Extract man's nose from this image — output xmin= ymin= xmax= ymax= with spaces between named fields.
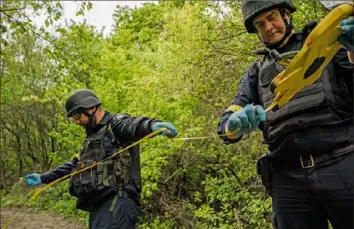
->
xmin=73 ymin=119 xmax=81 ymax=124
xmin=264 ymin=21 xmax=274 ymax=31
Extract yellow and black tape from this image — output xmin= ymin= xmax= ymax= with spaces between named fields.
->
xmin=225 ymin=104 xmax=243 ymax=113
xmin=2 ymin=128 xmax=238 ymax=229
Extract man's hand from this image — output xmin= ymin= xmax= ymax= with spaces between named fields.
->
xmin=151 ymin=122 xmax=178 ymax=138
xmin=226 ymin=104 xmax=266 ymax=138
xmin=25 ymin=173 xmax=42 ymax=186
xmin=338 ymin=18 xmax=354 ymax=52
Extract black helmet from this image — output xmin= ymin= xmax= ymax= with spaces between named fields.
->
xmin=242 ymin=0 xmax=296 ymax=33
xmin=65 ymin=89 xmax=101 ymax=117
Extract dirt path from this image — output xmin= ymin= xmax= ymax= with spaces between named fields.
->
xmin=0 ymin=208 xmax=86 ymax=229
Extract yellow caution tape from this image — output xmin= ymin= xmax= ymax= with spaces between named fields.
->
xmin=2 ymin=128 xmax=166 ymax=229
xmin=2 ymin=128 xmax=240 ymax=228
xmin=266 ymin=3 xmax=353 ymax=112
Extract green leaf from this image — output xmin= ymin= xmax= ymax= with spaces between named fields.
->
xmin=44 ymin=19 xmax=49 ymax=27
xmin=54 ymin=12 xmax=61 ymax=21
xmin=1 ymin=25 xmax=7 ymax=33
xmin=75 ymin=10 xmax=84 ymax=16
xmin=87 ymin=2 xmax=93 ymax=11
xmin=55 ymin=2 xmax=63 ymax=9
xmin=56 ymin=28 xmax=66 ymax=34
xmin=0 ymin=38 xmax=8 ymax=47
xmin=10 ymin=23 xmax=18 ymax=29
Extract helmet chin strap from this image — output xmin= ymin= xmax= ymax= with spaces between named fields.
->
xmin=261 ymin=8 xmax=294 ymax=50
xmin=82 ymin=106 xmax=99 ymax=131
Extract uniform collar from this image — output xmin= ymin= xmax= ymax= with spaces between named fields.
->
xmin=98 ymin=111 xmax=111 ymax=125
xmin=275 ymin=32 xmax=301 ymax=53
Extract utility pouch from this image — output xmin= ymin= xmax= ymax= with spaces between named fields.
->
xmin=69 ymin=160 xmax=99 ymax=198
xmin=257 ymin=155 xmax=272 ymax=187
xmin=69 ymin=159 xmax=121 ymax=198
xmin=96 ymin=160 xmax=117 ymax=188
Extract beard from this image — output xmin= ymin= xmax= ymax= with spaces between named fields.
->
xmin=84 ymin=117 xmax=97 ymax=134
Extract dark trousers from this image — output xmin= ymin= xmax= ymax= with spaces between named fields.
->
xmin=88 ymin=192 xmax=140 ymax=229
xmin=270 ymin=151 xmax=354 ymax=229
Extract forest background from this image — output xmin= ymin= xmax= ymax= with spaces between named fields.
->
xmin=0 ymin=1 xmax=327 ymax=228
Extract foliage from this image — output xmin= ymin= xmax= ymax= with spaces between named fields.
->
xmin=1 ymin=1 xmax=331 ymax=228
xmin=1 ymin=179 xmax=88 ymax=227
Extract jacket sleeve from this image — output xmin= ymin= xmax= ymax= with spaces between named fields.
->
xmin=110 ymin=113 xmax=161 ymax=142
xmin=333 ymin=47 xmax=354 ymax=76
xmin=333 ymin=47 xmax=353 ymax=101
xmin=216 ymin=63 xmax=260 ymax=144
xmin=40 ymin=158 xmax=78 ymax=184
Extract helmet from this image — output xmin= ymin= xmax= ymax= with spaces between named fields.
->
xmin=242 ymin=0 xmax=296 ymax=33
xmin=65 ymin=89 xmax=101 ymax=117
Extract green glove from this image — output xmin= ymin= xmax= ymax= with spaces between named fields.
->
xmin=226 ymin=104 xmax=266 ymax=137
xmin=151 ymin=122 xmax=178 ymax=138
xmin=25 ymin=173 xmax=42 ymax=186
xmin=338 ymin=18 xmax=354 ymax=52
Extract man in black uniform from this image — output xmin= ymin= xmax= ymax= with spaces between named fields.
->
xmin=25 ymin=88 xmax=178 ymax=229
xmin=217 ymin=1 xmax=354 ymax=228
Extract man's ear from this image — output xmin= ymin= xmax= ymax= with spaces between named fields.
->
xmin=283 ymin=9 xmax=292 ymax=23
xmin=87 ymin=107 xmax=96 ymax=114
xmin=284 ymin=8 xmax=292 ymax=16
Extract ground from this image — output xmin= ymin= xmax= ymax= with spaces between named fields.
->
xmin=0 ymin=208 xmax=86 ymax=229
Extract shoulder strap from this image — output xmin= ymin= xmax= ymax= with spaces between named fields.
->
xmin=301 ymin=21 xmax=318 ymax=38
xmin=105 ymin=117 xmax=120 ymax=146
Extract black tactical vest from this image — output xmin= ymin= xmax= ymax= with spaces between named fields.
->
xmin=69 ymin=116 xmax=141 ymax=200
xmin=256 ymin=33 xmax=353 ymax=144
